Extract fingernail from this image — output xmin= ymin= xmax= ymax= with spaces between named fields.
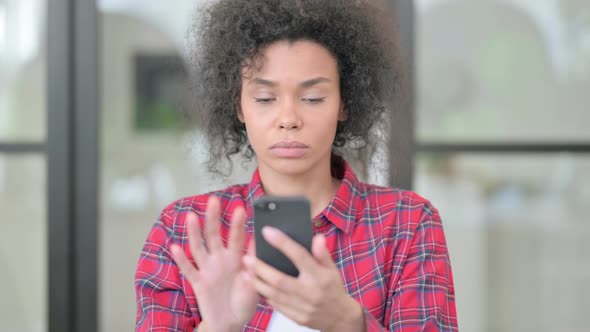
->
xmin=262 ymin=226 xmax=279 ymax=238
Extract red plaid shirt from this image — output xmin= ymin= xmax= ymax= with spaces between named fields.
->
xmin=135 ymin=158 xmax=458 ymax=331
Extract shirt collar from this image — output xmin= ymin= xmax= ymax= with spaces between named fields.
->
xmin=246 ymin=155 xmax=362 ymax=235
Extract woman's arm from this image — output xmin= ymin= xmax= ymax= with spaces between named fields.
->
xmin=364 ymin=200 xmax=458 ymax=332
xmin=135 ymin=204 xmax=198 ymax=331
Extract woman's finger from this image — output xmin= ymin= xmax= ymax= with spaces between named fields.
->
xmin=251 ymin=273 xmax=293 ymax=305
xmin=227 ymin=206 xmax=247 ymax=254
xmin=186 ymin=212 xmax=206 ymax=264
xmin=247 ymin=236 xmax=256 ymax=256
xmin=243 ymin=255 xmax=299 ymax=295
xmin=262 ymin=227 xmax=317 ymax=273
xmin=311 ymin=234 xmax=337 ymax=269
xmin=203 ymin=196 xmax=223 ymax=252
xmin=170 ymin=244 xmax=200 ymax=283
xmin=266 ymin=299 xmax=312 ymax=328
xmin=265 ymin=288 xmax=312 ymax=314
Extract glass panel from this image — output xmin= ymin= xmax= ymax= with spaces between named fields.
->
xmin=99 ymin=1 xmax=255 ymax=331
xmin=416 ymin=0 xmax=590 ymax=143
xmin=0 ymin=154 xmax=47 ymax=332
xmin=0 ymin=0 xmax=47 ymax=142
xmin=415 ymin=153 xmax=590 ymax=332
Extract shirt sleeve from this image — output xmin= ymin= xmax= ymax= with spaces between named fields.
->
xmin=364 ymin=198 xmax=459 ymax=332
xmin=135 ymin=204 xmax=199 ymax=331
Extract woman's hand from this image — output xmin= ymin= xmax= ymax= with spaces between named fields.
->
xmin=242 ymin=227 xmax=365 ymax=332
xmin=170 ymin=196 xmax=259 ymax=332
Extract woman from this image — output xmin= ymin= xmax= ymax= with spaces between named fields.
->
xmin=135 ymin=1 xmax=458 ymax=331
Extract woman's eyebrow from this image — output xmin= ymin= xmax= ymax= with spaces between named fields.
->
xmin=249 ymin=78 xmax=277 ymax=87
xmin=247 ymin=77 xmax=331 ymax=88
xmin=299 ymin=77 xmax=331 ymax=88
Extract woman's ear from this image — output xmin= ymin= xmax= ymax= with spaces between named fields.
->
xmin=237 ymin=108 xmax=245 ymax=123
xmin=338 ymin=103 xmax=348 ymax=121
xmin=236 ymin=98 xmax=245 ymax=123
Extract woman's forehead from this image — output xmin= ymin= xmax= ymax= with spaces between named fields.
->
xmin=242 ymin=40 xmax=339 ymax=81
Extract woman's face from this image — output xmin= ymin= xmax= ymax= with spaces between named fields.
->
xmin=239 ymin=40 xmax=346 ymax=176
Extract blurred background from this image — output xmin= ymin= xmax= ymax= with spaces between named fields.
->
xmin=0 ymin=0 xmax=589 ymax=331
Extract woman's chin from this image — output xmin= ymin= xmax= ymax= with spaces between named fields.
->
xmin=263 ymin=156 xmax=316 ymax=176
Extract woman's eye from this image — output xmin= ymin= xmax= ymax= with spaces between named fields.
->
xmin=303 ymin=97 xmax=326 ymax=104
xmin=255 ymin=98 xmax=275 ymax=103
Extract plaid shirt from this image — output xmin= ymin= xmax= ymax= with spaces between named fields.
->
xmin=135 ymin=158 xmax=458 ymax=331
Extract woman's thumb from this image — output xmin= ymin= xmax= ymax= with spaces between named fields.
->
xmin=312 ymin=234 xmax=335 ymax=267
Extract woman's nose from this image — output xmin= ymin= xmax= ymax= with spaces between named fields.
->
xmin=278 ymin=100 xmax=302 ymax=130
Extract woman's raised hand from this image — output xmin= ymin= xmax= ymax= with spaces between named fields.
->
xmin=170 ymin=196 xmax=259 ymax=332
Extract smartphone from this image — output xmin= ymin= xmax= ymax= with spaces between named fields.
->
xmin=253 ymin=196 xmax=313 ymax=277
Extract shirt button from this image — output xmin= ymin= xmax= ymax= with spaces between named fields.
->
xmin=313 ymin=220 xmax=323 ymax=227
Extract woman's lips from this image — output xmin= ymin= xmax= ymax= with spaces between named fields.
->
xmin=270 ymin=141 xmax=309 ymax=158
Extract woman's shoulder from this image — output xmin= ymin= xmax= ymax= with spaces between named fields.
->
xmin=156 ymin=183 xmax=250 ymax=227
xmin=357 ymin=181 xmax=441 ymax=226
xmin=359 ymin=181 xmax=436 ymax=207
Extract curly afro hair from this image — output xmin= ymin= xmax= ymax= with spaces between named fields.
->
xmin=188 ymin=0 xmax=403 ymax=175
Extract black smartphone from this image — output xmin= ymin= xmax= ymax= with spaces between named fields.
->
xmin=253 ymin=196 xmax=313 ymax=277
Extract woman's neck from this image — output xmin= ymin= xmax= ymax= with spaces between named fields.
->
xmin=257 ymin=159 xmax=341 ymax=218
